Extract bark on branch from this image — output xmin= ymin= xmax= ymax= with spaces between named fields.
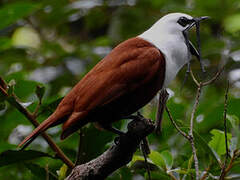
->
xmin=66 ymin=116 xmax=155 ymax=180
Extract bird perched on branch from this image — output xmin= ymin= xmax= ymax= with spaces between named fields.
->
xmin=19 ymin=13 xmax=208 ymax=149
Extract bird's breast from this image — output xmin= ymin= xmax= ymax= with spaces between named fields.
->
xmin=162 ymin=39 xmax=189 ymax=87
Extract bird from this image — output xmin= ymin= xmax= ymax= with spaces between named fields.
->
xmin=19 ymin=13 xmax=208 ymax=149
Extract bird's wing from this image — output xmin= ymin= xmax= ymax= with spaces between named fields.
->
xmin=61 ymin=37 xmax=165 ymax=138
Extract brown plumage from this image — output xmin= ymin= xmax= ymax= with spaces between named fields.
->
xmin=18 ymin=37 xmax=165 ymax=148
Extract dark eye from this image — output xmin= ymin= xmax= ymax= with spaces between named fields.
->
xmin=177 ymin=17 xmax=190 ymax=27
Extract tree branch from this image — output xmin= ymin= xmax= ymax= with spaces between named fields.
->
xmin=66 ymin=116 xmax=155 ymax=180
xmin=0 ymin=77 xmax=74 ymax=169
xmin=188 ymin=83 xmax=202 ymax=180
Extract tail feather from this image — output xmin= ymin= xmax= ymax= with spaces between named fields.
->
xmin=18 ymin=115 xmax=58 ymax=149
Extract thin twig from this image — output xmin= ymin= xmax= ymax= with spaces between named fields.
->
xmin=202 ymin=66 xmax=224 ymax=86
xmin=219 ymin=81 xmax=230 ymax=180
xmin=33 ymin=99 xmax=42 ymax=117
xmin=45 ymin=164 xmax=49 ymax=180
xmin=190 ymin=66 xmax=224 ymax=87
xmin=190 ymin=69 xmax=200 ymax=87
xmin=75 ymin=130 xmax=84 ymax=166
xmin=140 ymin=139 xmax=151 ymax=180
xmin=165 ymin=106 xmax=190 ymax=140
xmin=0 ymin=86 xmax=8 ymax=97
xmin=220 ymin=150 xmax=239 ymax=178
xmin=141 ymin=137 xmax=151 ymax=155
xmin=189 ymin=84 xmax=202 ymax=137
xmin=0 ymin=78 xmax=74 ymax=169
xmin=223 ymin=81 xmax=230 ymax=157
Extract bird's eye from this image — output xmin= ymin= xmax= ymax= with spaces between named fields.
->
xmin=177 ymin=17 xmax=190 ymax=27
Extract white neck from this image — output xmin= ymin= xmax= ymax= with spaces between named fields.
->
xmin=138 ymin=20 xmax=191 ymax=87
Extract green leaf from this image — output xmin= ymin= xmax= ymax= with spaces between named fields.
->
xmin=25 ymin=163 xmax=57 ymax=180
xmin=0 ymin=150 xmax=54 ymax=167
xmin=35 ymin=85 xmax=45 ymax=102
xmin=57 ymin=164 xmax=68 ymax=180
xmin=187 ymin=155 xmax=193 ymax=171
xmin=149 ymin=150 xmax=166 ymax=170
xmin=129 ymin=155 xmax=145 ymax=167
xmin=146 ymin=170 xmax=170 ymax=180
xmin=208 ymin=129 xmax=232 ymax=157
xmin=194 ymin=130 xmax=219 ymax=164
xmin=38 ymin=97 xmax=63 ymax=117
xmin=0 ymin=2 xmax=41 ymax=30
xmin=161 ymin=150 xmax=173 ymax=169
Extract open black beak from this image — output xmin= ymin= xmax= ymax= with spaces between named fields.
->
xmin=194 ymin=16 xmax=210 ymax=23
xmin=183 ymin=16 xmax=210 ymax=73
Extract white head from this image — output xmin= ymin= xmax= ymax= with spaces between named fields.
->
xmin=154 ymin=13 xmax=194 ymax=33
xmin=139 ymin=12 xmax=207 ymax=87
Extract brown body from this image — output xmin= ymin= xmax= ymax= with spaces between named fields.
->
xmin=19 ymin=37 xmax=165 ymax=147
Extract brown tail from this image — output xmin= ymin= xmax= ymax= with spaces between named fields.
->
xmin=18 ymin=114 xmax=59 ymax=149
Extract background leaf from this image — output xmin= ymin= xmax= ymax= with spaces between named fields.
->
xmin=149 ymin=150 xmax=166 ymax=170
xmin=0 ymin=150 xmax=54 ymax=167
xmin=208 ymin=129 xmax=232 ymax=157
xmin=161 ymin=150 xmax=173 ymax=169
xmin=57 ymin=164 xmax=68 ymax=180
xmin=0 ymin=2 xmax=41 ymax=30
xmin=24 ymin=163 xmax=57 ymax=180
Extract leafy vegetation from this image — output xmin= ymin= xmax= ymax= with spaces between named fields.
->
xmin=0 ymin=0 xmax=240 ymax=179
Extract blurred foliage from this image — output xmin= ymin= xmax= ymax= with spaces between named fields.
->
xmin=0 ymin=0 xmax=240 ymax=179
